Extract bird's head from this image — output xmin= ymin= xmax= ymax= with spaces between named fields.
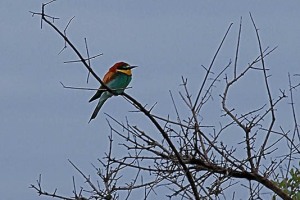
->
xmin=110 ymin=62 xmax=138 ymax=76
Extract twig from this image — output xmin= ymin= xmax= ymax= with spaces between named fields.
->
xmin=286 ymin=73 xmax=300 ymax=176
xmin=60 ymin=81 xmax=132 ymax=91
xmin=63 ymin=53 xmax=103 ymax=64
xmin=193 ymin=23 xmax=233 ymax=110
xmin=234 ymin=17 xmax=242 ymax=79
xmin=250 ymin=12 xmax=276 ymax=169
xmin=68 ymin=159 xmax=105 ymax=198
xmin=58 ymin=16 xmax=75 ymax=55
xmin=30 ymin=174 xmax=74 ymax=200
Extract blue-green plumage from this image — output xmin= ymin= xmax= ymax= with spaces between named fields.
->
xmin=89 ymin=62 xmax=136 ymax=122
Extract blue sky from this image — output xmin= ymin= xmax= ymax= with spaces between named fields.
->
xmin=1 ymin=1 xmax=300 ymax=199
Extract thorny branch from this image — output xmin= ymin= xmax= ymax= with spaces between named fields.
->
xmin=250 ymin=13 xmax=276 ymax=169
xmin=31 ymin=1 xmax=199 ymax=199
xmin=30 ymin=2 xmax=299 ymax=200
xmin=30 ymin=174 xmax=76 ymax=200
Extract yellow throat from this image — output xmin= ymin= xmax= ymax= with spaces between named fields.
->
xmin=117 ymin=69 xmax=132 ymax=76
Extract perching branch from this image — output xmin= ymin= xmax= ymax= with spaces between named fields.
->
xmin=31 ymin=1 xmax=201 ymax=199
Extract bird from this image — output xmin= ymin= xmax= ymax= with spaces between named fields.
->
xmin=88 ymin=62 xmax=137 ymax=122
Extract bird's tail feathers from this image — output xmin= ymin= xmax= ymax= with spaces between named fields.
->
xmin=88 ymin=106 xmax=101 ymax=123
xmin=88 ymin=95 xmax=110 ymax=123
xmin=89 ymin=91 xmax=103 ymax=102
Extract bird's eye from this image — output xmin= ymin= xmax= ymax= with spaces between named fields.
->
xmin=121 ymin=65 xmax=130 ymax=69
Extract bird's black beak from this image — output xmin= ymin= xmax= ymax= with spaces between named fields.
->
xmin=129 ymin=65 xmax=138 ymax=69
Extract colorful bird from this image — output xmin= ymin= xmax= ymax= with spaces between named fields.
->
xmin=89 ymin=62 xmax=137 ymax=122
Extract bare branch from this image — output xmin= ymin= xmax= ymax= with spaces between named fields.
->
xmin=250 ymin=13 xmax=276 ymax=169
xmin=193 ymin=23 xmax=233 ymax=110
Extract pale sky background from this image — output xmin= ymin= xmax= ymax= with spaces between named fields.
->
xmin=1 ymin=1 xmax=300 ymax=199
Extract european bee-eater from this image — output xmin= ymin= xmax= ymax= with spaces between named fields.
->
xmin=89 ymin=62 xmax=137 ymax=122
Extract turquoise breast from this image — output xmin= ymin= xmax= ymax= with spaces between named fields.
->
xmin=107 ymin=72 xmax=132 ymax=95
